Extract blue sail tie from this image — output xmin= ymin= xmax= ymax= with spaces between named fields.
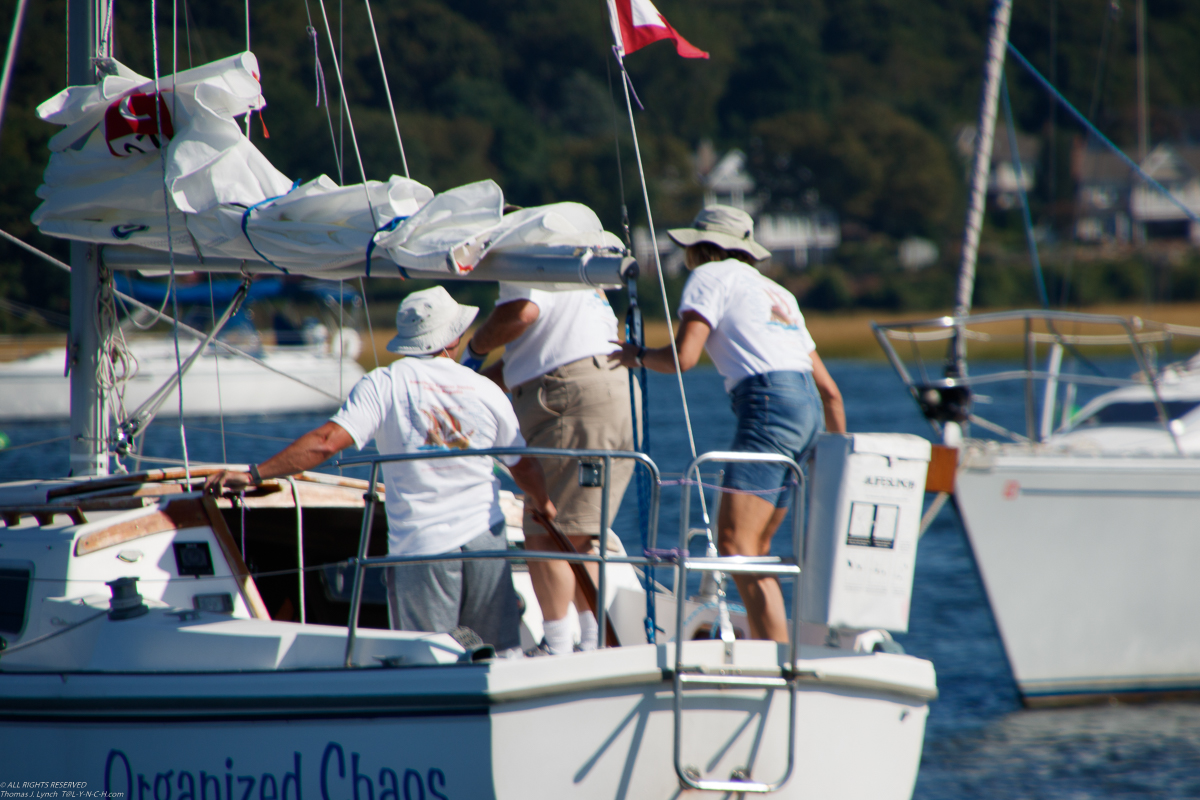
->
xmin=239 ymin=180 xmax=301 ymax=273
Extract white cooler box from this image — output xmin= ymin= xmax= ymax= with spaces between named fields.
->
xmin=801 ymin=432 xmax=931 ymax=632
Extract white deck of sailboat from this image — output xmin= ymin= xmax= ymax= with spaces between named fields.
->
xmin=0 ymin=467 xmax=936 ymax=798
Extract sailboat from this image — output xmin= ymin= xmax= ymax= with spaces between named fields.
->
xmin=0 ymin=276 xmax=367 ymax=422
xmin=0 ymin=1 xmax=938 ymax=795
xmin=874 ymin=0 xmax=1200 ymax=705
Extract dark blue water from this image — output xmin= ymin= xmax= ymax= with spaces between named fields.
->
xmin=3 ymin=361 xmax=1198 ymax=798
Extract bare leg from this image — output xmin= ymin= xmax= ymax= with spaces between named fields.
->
xmin=717 ymin=492 xmax=790 ymax=642
xmin=524 ymin=533 xmax=575 ymax=622
xmin=569 ymin=534 xmax=598 ymax=612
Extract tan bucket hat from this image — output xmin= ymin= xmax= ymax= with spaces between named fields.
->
xmin=386 ymin=286 xmax=478 ymax=355
xmin=667 ymin=204 xmax=771 ymax=261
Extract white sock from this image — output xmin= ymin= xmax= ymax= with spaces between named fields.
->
xmin=543 ymin=616 xmax=573 ymax=655
xmin=578 ymin=611 xmax=598 ymax=651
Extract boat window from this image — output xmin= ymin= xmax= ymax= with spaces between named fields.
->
xmin=0 ymin=566 xmax=32 ymax=635
xmin=1081 ymin=400 xmax=1200 ymax=425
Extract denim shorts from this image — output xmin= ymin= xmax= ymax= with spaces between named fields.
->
xmin=723 ymin=371 xmax=824 ymax=508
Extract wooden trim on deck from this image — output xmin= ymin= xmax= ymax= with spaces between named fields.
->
xmin=74 ymin=501 xmax=208 ymax=555
xmin=200 ymin=496 xmax=271 ymax=620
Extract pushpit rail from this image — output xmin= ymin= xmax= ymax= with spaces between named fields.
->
xmin=872 ymin=309 xmax=1200 ymax=450
xmin=674 ymin=451 xmax=805 ymax=795
xmin=335 ymin=447 xmax=661 ymax=668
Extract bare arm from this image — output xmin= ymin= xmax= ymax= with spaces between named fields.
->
xmin=608 ymin=311 xmax=711 ymax=373
xmin=469 ymin=299 xmax=540 ymax=354
xmin=205 ymin=421 xmax=355 ymax=493
xmin=809 ymin=351 xmax=846 ymax=433
xmin=508 ymin=456 xmax=556 ymax=521
xmin=480 ymin=359 xmax=507 ymax=392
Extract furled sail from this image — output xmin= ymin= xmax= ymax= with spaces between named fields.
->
xmin=32 ymin=52 xmax=625 ymax=278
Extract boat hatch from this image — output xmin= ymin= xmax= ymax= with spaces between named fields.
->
xmin=0 ymin=563 xmax=33 ymax=641
xmin=1077 ymin=399 xmax=1200 ymax=426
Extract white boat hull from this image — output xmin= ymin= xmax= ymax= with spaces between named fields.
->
xmin=0 ymin=469 xmax=934 ymax=797
xmin=0 ymin=343 xmax=364 ymax=421
xmin=1 ymin=641 xmax=930 ymax=799
xmin=956 ymin=447 xmax=1200 ymax=704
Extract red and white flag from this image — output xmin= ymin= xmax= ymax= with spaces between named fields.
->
xmin=607 ymin=0 xmax=709 ymax=60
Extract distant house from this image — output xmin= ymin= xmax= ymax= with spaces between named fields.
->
xmin=955 ymin=124 xmax=1041 ymax=209
xmin=698 ymin=146 xmax=758 ymax=212
xmin=755 ymin=211 xmax=840 ymax=270
xmin=689 ymin=142 xmax=840 ymax=271
xmin=1074 ymin=142 xmax=1200 ymax=244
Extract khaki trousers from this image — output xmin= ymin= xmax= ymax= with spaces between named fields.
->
xmin=512 ymin=355 xmax=635 ymax=538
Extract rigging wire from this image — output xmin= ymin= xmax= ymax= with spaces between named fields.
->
xmin=1007 ymin=43 xmax=1200 ymax=226
xmin=243 ymin=0 xmax=252 ymax=137
xmin=1001 ymin=72 xmax=1049 ymax=308
xmin=0 ymin=0 xmax=32 ymax=140
xmin=362 ymin=0 xmax=409 ymax=178
xmin=1059 ymin=0 xmax=1120 ymax=307
xmin=2 ymin=225 xmax=343 ymax=400
xmin=614 ymin=61 xmax=700 ymax=462
xmin=163 ymin=0 xmax=190 ymax=480
xmin=338 ymin=280 xmax=345 ymax=399
xmin=613 ymin=58 xmax=701 ymax=466
xmin=313 ymin=0 xmax=381 ymax=224
xmin=182 ymin=0 xmax=192 ymax=68
xmin=612 ymin=52 xmax=712 ymax=550
xmin=359 ymin=276 xmax=379 ymax=369
xmin=209 ymin=274 xmax=228 ymax=462
xmin=338 ymin=0 xmax=344 ymax=185
xmin=300 ymin=0 xmax=344 ymax=181
xmin=607 ymin=52 xmax=655 ymax=640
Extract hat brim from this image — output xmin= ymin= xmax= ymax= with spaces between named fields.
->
xmin=667 ymin=228 xmax=771 ymax=261
xmin=386 ymin=304 xmax=479 ymax=355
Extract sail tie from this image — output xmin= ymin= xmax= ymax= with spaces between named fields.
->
xmin=239 ymin=179 xmax=301 ymax=273
xmin=364 ymin=215 xmax=410 ymax=278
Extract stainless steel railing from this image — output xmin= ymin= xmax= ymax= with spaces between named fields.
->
xmin=335 ymin=447 xmax=661 ymax=667
xmin=872 ymin=308 xmax=1200 ymax=451
xmin=673 ymin=451 xmax=805 ymax=795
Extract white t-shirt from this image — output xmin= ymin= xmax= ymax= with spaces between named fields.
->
xmin=679 ymin=260 xmax=817 ymax=392
xmin=495 ymin=284 xmax=620 ymax=388
xmin=331 ymin=357 xmax=525 ymax=556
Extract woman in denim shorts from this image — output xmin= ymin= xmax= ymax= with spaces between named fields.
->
xmin=611 ymin=205 xmax=845 ymax=642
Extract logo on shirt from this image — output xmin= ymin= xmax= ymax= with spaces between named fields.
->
xmin=420 ymin=407 xmax=473 ymax=450
xmin=765 ymin=288 xmax=800 ymax=330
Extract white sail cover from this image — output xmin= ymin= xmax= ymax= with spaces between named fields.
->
xmin=32 ymin=53 xmax=623 ymax=276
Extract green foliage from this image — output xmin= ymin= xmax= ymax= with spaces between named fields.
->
xmin=4 ymin=0 xmax=1200 ymax=324
xmin=750 ymin=102 xmax=958 ymax=237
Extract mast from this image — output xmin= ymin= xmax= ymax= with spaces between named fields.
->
xmin=67 ymin=0 xmax=109 ymax=476
xmin=952 ymin=0 xmax=1014 ymax=372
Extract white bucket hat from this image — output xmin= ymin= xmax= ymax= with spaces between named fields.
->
xmin=667 ymin=204 xmax=771 ymax=261
xmin=386 ymin=286 xmax=478 ymax=355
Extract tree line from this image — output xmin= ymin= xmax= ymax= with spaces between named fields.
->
xmin=3 ymin=0 xmax=1200 ymax=331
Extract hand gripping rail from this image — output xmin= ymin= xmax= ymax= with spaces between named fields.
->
xmin=674 ymin=451 xmax=805 ymax=794
xmin=334 ymin=447 xmax=661 ymax=668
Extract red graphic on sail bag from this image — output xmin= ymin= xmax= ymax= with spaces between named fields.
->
xmin=104 ymin=93 xmax=175 ymax=157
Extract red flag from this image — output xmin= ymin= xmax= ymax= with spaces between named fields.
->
xmin=607 ymin=0 xmax=709 ymax=60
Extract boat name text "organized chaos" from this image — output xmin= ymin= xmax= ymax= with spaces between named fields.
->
xmin=103 ymin=745 xmax=451 ymax=800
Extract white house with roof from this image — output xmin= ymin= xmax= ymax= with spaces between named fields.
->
xmin=1075 ymin=142 xmax=1200 ymax=245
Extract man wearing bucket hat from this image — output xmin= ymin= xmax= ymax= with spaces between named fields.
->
xmin=206 ymin=286 xmax=555 ymax=654
xmin=459 ymin=279 xmax=634 ymax=656
xmin=611 ymin=204 xmax=845 ymax=643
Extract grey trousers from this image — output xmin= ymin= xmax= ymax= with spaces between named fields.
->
xmin=385 ymin=519 xmax=521 ymax=651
